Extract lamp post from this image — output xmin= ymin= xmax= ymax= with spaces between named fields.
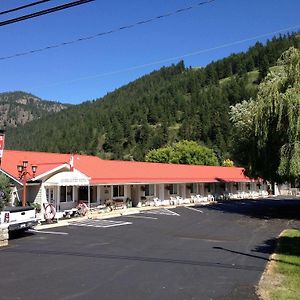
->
xmin=17 ymin=161 xmax=37 ymax=207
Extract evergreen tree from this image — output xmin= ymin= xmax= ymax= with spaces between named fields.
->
xmin=257 ymin=55 xmax=270 ymax=83
xmin=5 ymin=32 xmax=300 ymax=164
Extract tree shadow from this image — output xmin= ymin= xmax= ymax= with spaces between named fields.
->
xmin=213 ymin=235 xmax=300 ymax=267
xmin=251 ymin=238 xmax=277 ymax=254
xmin=213 ymin=246 xmax=271 ymax=261
xmin=203 ymin=198 xmax=300 ymax=221
xmin=275 ymin=235 xmax=300 ymax=257
xmin=250 ymin=235 xmax=300 ymax=257
xmin=1 ymin=247 xmax=264 ymax=272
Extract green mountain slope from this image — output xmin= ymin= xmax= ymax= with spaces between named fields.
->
xmin=5 ymin=32 xmax=300 ymax=162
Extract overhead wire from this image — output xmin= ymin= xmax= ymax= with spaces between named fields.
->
xmin=31 ymin=25 xmax=300 ymax=89
xmin=0 ymin=0 xmax=215 ymax=60
xmin=0 ymin=0 xmax=95 ymax=27
xmin=0 ymin=0 xmax=54 ymax=16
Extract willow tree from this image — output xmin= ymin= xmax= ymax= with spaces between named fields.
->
xmin=229 ymin=99 xmax=257 ymax=174
xmin=230 ymin=47 xmax=300 ymax=184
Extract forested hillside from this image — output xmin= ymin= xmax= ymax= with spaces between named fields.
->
xmin=0 ymin=91 xmax=68 ymax=128
xmin=5 ymin=32 xmax=300 ymax=162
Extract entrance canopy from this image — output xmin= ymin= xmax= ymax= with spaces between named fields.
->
xmin=44 ymin=170 xmax=90 ymax=186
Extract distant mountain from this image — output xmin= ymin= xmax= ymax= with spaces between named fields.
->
xmin=5 ymin=32 xmax=300 ymax=162
xmin=0 ymin=91 xmax=69 ymax=128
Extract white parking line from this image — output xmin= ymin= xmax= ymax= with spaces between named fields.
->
xmin=70 ymin=219 xmax=132 ymax=228
xmin=185 ymin=207 xmax=203 ymax=213
xmin=142 ymin=208 xmax=180 ymax=216
xmin=28 ymin=229 xmax=69 ymax=235
xmin=123 ymin=215 xmax=158 ymax=220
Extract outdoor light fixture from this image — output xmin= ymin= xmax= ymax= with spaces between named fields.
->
xmin=17 ymin=164 xmax=23 ymax=173
xmin=31 ymin=165 xmax=37 ymax=176
xmin=17 ymin=160 xmax=38 ymax=207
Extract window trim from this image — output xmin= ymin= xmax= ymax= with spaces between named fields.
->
xmin=60 ymin=186 xmax=73 ymax=203
xmin=169 ymin=184 xmax=178 ymax=195
xmin=145 ymin=184 xmax=155 ymax=196
xmin=112 ymin=185 xmax=125 ymax=198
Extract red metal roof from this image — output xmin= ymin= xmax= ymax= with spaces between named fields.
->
xmin=1 ymin=150 xmax=70 ymax=180
xmin=1 ymin=150 xmax=253 ymax=184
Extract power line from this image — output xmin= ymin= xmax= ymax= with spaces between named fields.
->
xmin=0 ymin=0 xmax=95 ymax=27
xmin=0 ymin=0 xmax=54 ymax=16
xmin=0 ymin=0 xmax=215 ymax=60
xmin=31 ymin=25 xmax=300 ymax=89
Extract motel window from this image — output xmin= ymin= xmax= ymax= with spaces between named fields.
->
xmin=169 ymin=184 xmax=178 ymax=195
xmin=190 ymin=183 xmax=197 ymax=194
xmin=113 ymin=185 xmax=125 ymax=198
xmin=205 ymin=184 xmax=211 ymax=193
xmin=60 ymin=186 xmax=73 ymax=202
xmin=234 ymin=183 xmax=239 ymax=190
xmin=67 ymin=186 xmax=73 ymax=201
xmin=145 ymin=184 xmax=155 ymax=196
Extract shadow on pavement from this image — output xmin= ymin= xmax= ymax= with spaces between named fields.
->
xmin=1 ymin=247 xmax=264 ymax=272
xmin=252 ymin=238 xmax=277 ymax=254
xmin=213 ymin=246 xmax=271 ymax=261
xmin=213 ymin=239 xmax=300 ymax=268
xmin=203 ymin=198 xmax=300 ymax=221
xmin=9 ymin=230 xmax=34 ymax=240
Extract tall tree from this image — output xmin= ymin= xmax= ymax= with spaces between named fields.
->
xmin=230 ymin=47 xmax=300 ymax=184
xmin=257 ymin=54 xmax=270 ymax=83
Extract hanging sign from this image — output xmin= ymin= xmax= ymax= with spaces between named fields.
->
xmin=0 ymin=131 xmax=5 ymax=158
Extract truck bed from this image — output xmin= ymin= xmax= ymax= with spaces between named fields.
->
xmin=1 ymin=206 xmax=38 ymax=231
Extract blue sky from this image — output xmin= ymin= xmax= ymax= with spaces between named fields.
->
xmin=0 ymin=0 xmax=300 ymax=104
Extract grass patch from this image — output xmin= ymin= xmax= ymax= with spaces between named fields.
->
xmin=268 ymin=229 xmax=300 ymax=300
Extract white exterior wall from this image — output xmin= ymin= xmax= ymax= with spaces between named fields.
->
xmin=19 ymin=170 xmax=271 ymax=214
xmin=180 ymin=184 xmax=187 ymax=199
xmin=158 ymin=184 xmax=164 ymax=200
xmin=96 ymin=186 xmax=100 ymax=203
xmin=124 ymin=185 xmax=130 ymax=199
xmin=27 ymin=185 xmax=41 ymax=205
xmin=100 ymin=186 xmax=111 ymax=203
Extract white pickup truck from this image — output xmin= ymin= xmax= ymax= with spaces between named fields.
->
xmin=0 ymin=206 xmax=39 ymax=231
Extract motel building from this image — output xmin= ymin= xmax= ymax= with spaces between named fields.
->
xmin=0 ymin=150 xmax=266 ymax=218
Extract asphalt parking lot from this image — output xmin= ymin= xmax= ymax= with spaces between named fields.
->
xmin=1 ymin=199 xmax=300 ymax=300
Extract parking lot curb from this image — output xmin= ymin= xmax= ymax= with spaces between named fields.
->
xmin=34 ymin=202 xmax=212 ymax=230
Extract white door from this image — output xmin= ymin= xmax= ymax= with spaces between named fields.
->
xmin=46 ymin=187 xmax=57 ymax=210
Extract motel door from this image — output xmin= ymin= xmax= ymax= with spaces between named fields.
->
xmin=46 ymin=187 xmax=57 ymax=211
xmin=131 ymin=186 xmax=139 ymax=207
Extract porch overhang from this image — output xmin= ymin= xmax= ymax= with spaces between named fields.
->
xmin=90 ymin=178 xmax=219 ymax=185
xmin=215 ymin=177 xmax=255 ymax=183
